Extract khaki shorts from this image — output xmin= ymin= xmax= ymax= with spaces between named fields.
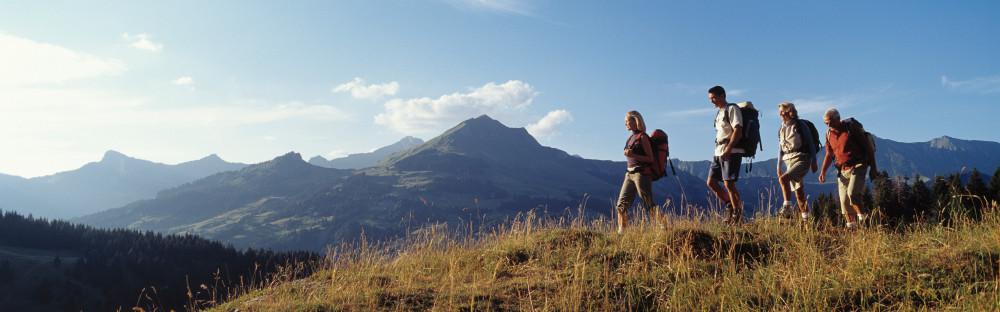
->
xmin=837 ymin=164 xmax=868 ymax=214
xmin=782 ymin=156 xmax=810 ymax=192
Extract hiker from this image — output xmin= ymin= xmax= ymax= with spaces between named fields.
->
xmin=776 ymin=102 xmax=819 ymax=222
xmin=616 ymin=110 xmax=657 ymax=233
xmin=707 ymin=86 xmax=744 ymax=224
xmin=818 ymin=108 xmax=879 ymax=229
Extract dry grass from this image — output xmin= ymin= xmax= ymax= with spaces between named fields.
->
xmin=208 ymin=203 xmax=1000 ymax=312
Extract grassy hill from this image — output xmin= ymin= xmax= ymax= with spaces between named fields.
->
xmin=210 ymin=205 xmax=1000 ymax=311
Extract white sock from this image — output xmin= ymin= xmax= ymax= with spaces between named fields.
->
xmin=801 ymin=212 xmax=809 ymax=219
xmin=857 ymin=214 xmax=867 ymax=222
xmin=846 ymin=222 xmax=855 ymax=228
xmin=783 ymin=200 xmax=792 ymax=207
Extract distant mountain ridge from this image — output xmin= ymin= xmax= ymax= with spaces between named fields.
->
xmin=79 ymin=115 xmax=708 ymax=251
xmin=77 ymin=115 xmax=1000 ymax=252
xmin=309 ymin=136 xmax=424 ymax=169
xmin=0 ymin=151 xmax=246 ymax=219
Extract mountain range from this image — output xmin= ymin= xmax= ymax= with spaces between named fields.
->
xmin=308 ymin=136 xmax=424 ymax=169
xmin=75 ymin=116 xmax=1000 ymax=252
xmin=78 ymin=116 xmax=707 ymax=251
xmin=0 ymin=151 xmax=246 ymax=219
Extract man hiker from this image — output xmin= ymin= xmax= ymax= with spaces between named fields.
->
xmin=776 ymin=102 xmax=818 ymax=222
xmin=818 ymin=108 xmax=879 ymax=229
xmin=707 ymin=86 xmax=744 ymax=224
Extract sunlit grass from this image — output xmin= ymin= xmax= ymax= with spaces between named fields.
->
xmin=208 ymin=201 xmax=1000 ymax=311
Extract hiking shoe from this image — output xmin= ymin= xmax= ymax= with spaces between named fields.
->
xmin=726 ymin=203 xmax=743 ymax=225
xmin=800 ymin=213 xmax=811 ymax=222
xmin=721 ymin=202 xmax=734 ymax=224
xmin=777 ymin=203 xmax=795 ymax=219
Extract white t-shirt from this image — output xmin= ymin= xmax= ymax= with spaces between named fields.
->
xmin=714 ymin=104 xmax=744 ymax=156
xmin=779 ymin=120 xmax=803 ymax=160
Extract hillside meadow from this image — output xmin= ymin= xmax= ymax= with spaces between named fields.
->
xmin=205 ymin=199 xmax=1000 ymax=312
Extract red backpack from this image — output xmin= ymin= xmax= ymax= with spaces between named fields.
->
xmin=649 ymin=129 xmax=675 ymax=181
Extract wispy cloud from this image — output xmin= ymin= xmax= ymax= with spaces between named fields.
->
xmin=941 ymin=75 xmax=1000 ymax=94
xmin=666 ymin=82 xmax=746 ymax=98
xmin=374 ymin=80 xmax=537 ymax=135
xmin=325 ymin=149 xmax=348 ymax=159
xmin=0 ymin=33 xmax=125 ymax=86
xmin=526 ymin=109 xmax=572 ymax=140
xmin=173 ymin=76 xmax=194 ymax=87
xmin=663 ymin=107 xmax=717 ymax=117
xmin=447 ymin=0 xmax=536 ymax=16
xmin=333 ymin=77 xmax=400 ymax=100
xmin=784 ymin=98 xmax=839 ymax=115
xmin=121 ymin=33 xmax=163 ymax=52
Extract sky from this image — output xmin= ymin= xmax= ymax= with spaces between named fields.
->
xmin=1 ymin=0 xmax=999 ymax=178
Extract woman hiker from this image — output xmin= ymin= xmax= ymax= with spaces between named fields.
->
xmin=616 ymin=110 xmax=659 ymax=233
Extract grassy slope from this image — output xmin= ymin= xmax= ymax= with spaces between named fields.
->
xmin=212 ymin=209 xmax=1000 ymax=311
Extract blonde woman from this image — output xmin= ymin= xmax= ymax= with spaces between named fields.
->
xmin=616 ymin=110 xmax=657 ymax=233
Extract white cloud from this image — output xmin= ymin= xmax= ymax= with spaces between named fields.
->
xmin=333 ymin=77 xmax=399 ymax=100
xmin=375 ymin=80 xmax=537 ymax=135
xmin=0 ymin=84 xmax=350 ymax=177
xmin=727 ymin=89 xmax=747 ymax=97
xmin=325 ymin=149 xmax=348 ymax=159
xmin=0 ymin=34 xmax=364 ymax=178
xmin=785 ymin=98 xmax=839 ymax=115
xmin=122 ymin=33 xmax=163 ymax=52
xmin=664 ymin=107 xmax=717 ymax=117
xmin=526 ymin=109 xmax=573 ymax=139
xmin=0 ymin=33 xmax=126 ymax=86
xmin=941 ymin=75 xmax=1000 ymax=94
xmin=173 ymin=76 xmax=194 ymax=86
xmin=448 ymin=0 xmax=535 ymax=16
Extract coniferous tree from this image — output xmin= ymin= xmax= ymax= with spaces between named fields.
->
xmin=932 ymin=176 xmax=951 ymax=222
xmin=911 ymin=176 xmax=932 ymax=221
xmin=965 ymin=169 xmax=988 ymax=219
xmin=948 ymin=173 xmax=964 ymax=194
xmin=967 ymin=169 xmax=988 ymax=197
xmin=989 ymin=167 xmax=1000 ymax=202
xmin=894 ymin=177 xmax=915 ymax=224
xmin=872 ymin=173 xmax=897 ymax=224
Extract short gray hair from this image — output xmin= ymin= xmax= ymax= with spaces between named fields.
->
xmin=824 ymin=108 xmax=841 ymax=120
xmin=777 ymin=102 xmax=796 ymax=112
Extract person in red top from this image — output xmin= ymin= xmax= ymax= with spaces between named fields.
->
xmin=615 ymin=110 xmax=657 ymax=234
xmin=818 ymin=108 xmax=879 ymax=229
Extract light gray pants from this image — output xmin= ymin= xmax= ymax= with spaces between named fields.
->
xmin=616 ymin=171 xmax=655 ymax=214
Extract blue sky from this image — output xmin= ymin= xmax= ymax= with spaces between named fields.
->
xmin=1 ymin=0 xmax=998 ymax=177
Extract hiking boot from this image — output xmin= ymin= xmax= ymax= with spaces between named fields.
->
xmin=721 ymin=202 xmax=734 ymax=225
xmin=724 ymin=202 xmax=742 ymax=225
xmin=777 ymin=203 xmax=795 ymax=219
xmin=799 ymin=212 xmax=811 ymax=223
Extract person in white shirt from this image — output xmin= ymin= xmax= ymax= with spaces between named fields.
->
xmin=776 ymin=102 xmax=818 ymax=222
xmin=707 ymin=86 xmax=744 ymax=225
